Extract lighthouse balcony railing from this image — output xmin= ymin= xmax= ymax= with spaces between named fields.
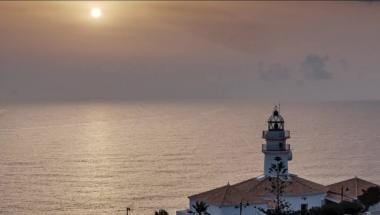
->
xmin=262 ymin=144 xmax=290 ymax=152
xmin=262 ymin=130 xmax=290 ymax=139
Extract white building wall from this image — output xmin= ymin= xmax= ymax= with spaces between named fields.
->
xmin=188 ymin=200 xmax=222 ymax=215
xmin=219 ymin=204 xmax=267 ymax=215
xmin=284 ymin=193 xmax=326 ymax=211
xmin=369 ymin=202 xmax=380 ymax=213
xmin=176 ymin=209 xmax=190 ymax=215
xmin=179 ymin=194 xmax=325 ymax=215
xmin=180 ymin=201 xmax=267 ymax=215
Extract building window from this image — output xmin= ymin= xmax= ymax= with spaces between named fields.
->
xmin=301 ymin=204 xmax=308 ymax=215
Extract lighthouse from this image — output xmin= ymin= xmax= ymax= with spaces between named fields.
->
xmin=178 ymin=105 xmax=380 ymax=215
xmin=262 ymin=106 xmax=292 ymax=176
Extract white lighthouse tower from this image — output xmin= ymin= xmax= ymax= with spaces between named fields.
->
xmin=262 ymin=106 xmax=292 ymax=176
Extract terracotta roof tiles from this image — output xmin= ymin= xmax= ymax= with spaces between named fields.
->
xmin=189 ymin=174 xmax=327 ymax=207
xmin=326 ymin=177 xmax=379 ymax=203
xmin=189 ymin=183 xmax=266 ymax=207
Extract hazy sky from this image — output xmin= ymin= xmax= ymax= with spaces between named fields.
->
xmin=1 ymin=1 xmax=379 ymax=102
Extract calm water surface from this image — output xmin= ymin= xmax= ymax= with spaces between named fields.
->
xmin=0 ymin=101 xmax=379 ymax=214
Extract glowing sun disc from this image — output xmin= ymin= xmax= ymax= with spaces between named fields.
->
xmin=91 ymin=8 xmax=102 ymax=18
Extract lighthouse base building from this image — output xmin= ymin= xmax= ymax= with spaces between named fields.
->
xmin=176 ymin=107 xmax=379 ymax=215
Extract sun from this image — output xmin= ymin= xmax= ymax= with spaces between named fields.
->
xmin=90 ymin=8 xmax=102 ymax=19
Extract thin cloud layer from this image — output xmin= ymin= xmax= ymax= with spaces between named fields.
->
xmin=302 ymin=54 xmax=332 ymax=80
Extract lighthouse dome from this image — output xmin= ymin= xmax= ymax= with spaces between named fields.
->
xmin=267 ymin=106 xmax=284 ymax=130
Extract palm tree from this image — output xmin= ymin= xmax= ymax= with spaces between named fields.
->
xmin=191 ymin=201 xmax=210 ymax=215
xmin=154 ymin=209 xmax=169 ymax=215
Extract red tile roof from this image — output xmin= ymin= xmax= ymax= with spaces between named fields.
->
xmin=326 ymin=177 xmax=379 ymax=203
xmin=189 ymin=174 xmax=327 ymax=207
xmin=189 ymin=183 xmax=266 ymax=206
xmin=234 ymin=174 xmax=327 ymax=197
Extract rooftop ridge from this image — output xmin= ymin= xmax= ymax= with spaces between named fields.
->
xmin=220 ymin=183 xmax=230 ymax=206
xmin=292 ymin=175 xmax=327 ymax=194
xmin=188 ymin=183 xmax=228 ymax=199
xmin=327 ymin=177 xmax=378 ymax=187
xmin=247 ymin=176 xmax=270 ymax=194
xmin=232 ymin=174 xmax=265 ymax=187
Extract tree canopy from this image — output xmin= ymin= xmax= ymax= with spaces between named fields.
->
xmin=191 ymin=201 xmax=210 ymax=215
xmin=154 ymin=209 xmax=169 ymax=215
xmin=358 ymin=186 xmax=380 ymax=210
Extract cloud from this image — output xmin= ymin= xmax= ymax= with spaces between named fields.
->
xmin=301 ymin=54 xmax=332 ymax=80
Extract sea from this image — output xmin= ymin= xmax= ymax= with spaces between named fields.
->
xmin=0 ymin=100 xmax=379 ymax=214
